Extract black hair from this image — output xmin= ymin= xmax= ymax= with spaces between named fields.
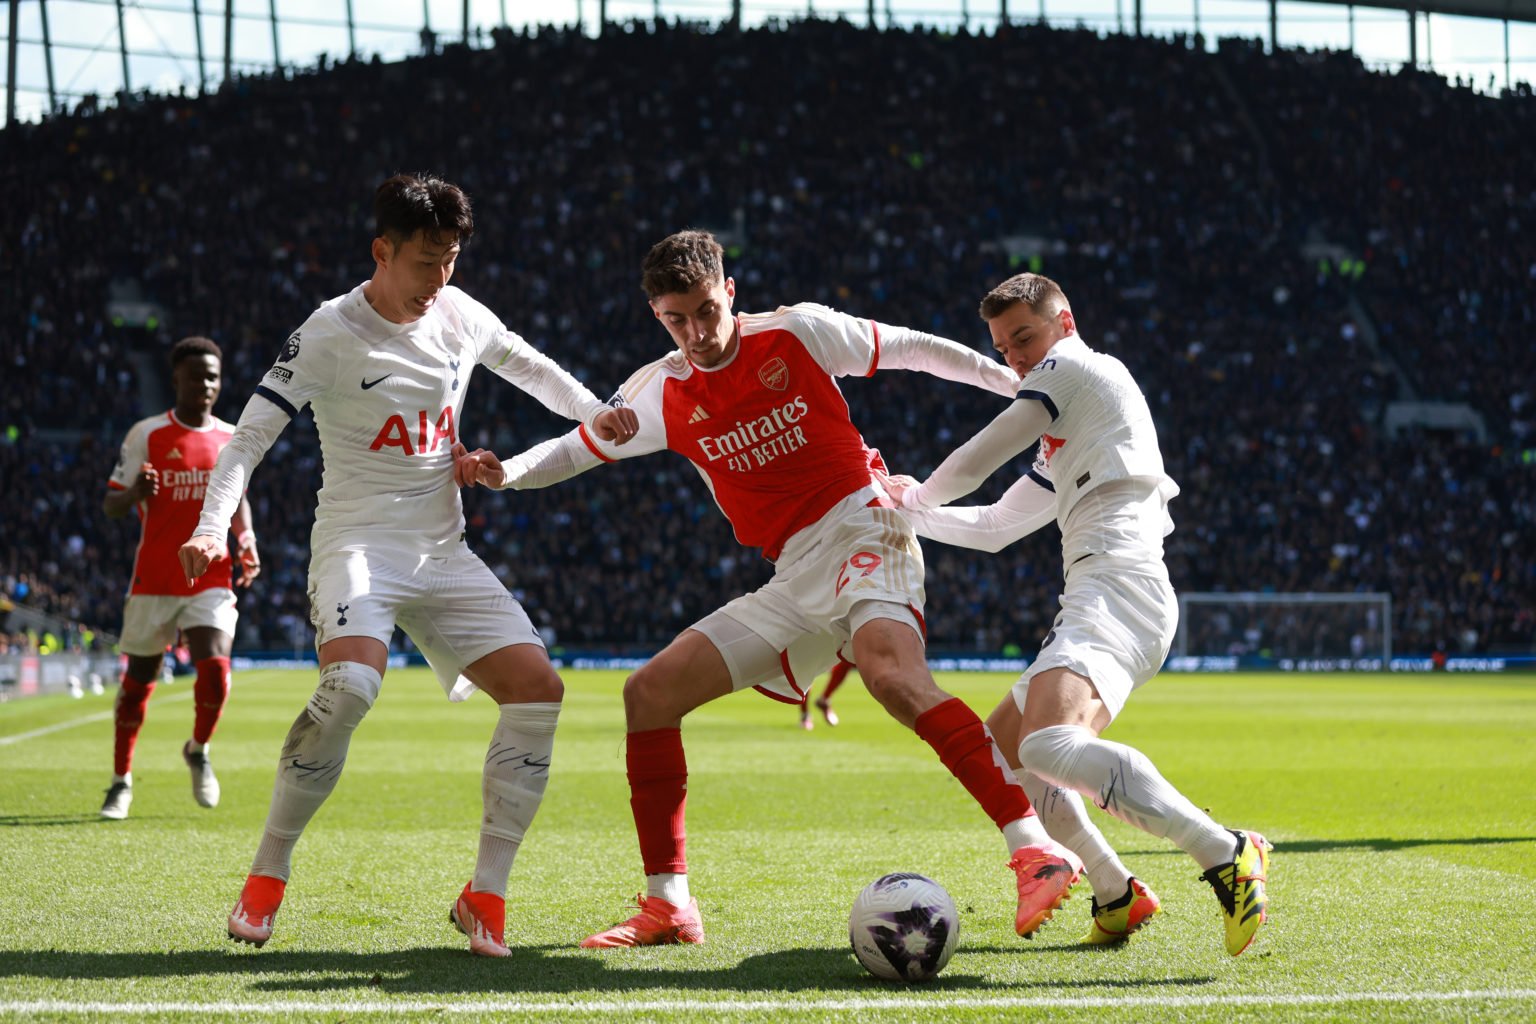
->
xmin=374 ymin=173 xmax=474 ymax=247
xmin=169 ymin=335 xmax=221 ymax=368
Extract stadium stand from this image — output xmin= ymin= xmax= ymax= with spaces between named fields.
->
xmin=2 ymin=19 xmax=1531 ymax=659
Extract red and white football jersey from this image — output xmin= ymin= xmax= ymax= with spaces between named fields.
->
xmin=109 ymin=410 xmax=237 ymax=595
xmin=579 ymin=304 xmax=887 ymax=559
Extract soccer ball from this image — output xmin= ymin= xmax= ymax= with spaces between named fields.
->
xmin=848 ymin=872 xmax=959 ymax=982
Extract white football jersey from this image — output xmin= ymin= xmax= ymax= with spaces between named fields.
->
xmin=1016 ymin=333 xmax=1178 ymax=566
xmin=195 ymin=283 xmax=608 ymax=556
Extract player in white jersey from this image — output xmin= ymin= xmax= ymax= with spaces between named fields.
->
xmin=453 ymin=230 xmax=1086 ymax=949
xmin=178 ymin=174 xmax=638 ymax=958
xmin=884 ymin=272 xmax=1271 ymax=957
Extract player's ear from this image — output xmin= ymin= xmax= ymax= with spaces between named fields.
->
xmin=1059 ymin=307 xmax=1076 ymax=335
xmin=370 ymin=236 xmax=391 ymax=269
xmin=649 ymin=300 xmax=663 ymax=321
xmin=723 ymin=277 xmax=736 ymax=307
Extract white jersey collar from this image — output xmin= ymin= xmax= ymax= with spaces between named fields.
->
xmin=167 ymin=408 xmax=219 ymax=432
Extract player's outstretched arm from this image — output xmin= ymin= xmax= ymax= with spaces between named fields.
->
xmin=452 ymin=430 xmax=609 ymax=491
xmin=508 ymin=431 xmax=608 ymax=490
xmin=181 ymin=391 xmax=290 ymax=586
xmin=901 ymin=475 xmax=1057 ymax=553
xmin=899 ymin=399 xmax=1053 ymax=511
xmin=875 ymin=324 xmax=1021 ymax=397
xmin=485 ymin=332 xmax=623 ymax=436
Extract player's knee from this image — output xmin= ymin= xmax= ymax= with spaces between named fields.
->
xmin=622 ymin=664 xmax=662 ymax=718
xmin=284 ymin=662 xmax=379 ymax=745
xmin=1017 ymin=724 xmax=1092 ymax=784
xmin=623 ymin=660 xmax=693 ymax=723
xmin=494 ymin=664 xmax=563 ymax=704
xmin=317 ymin=661 xmax=383 ymax=707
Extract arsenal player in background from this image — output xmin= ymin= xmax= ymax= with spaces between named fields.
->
xmin=100 ymin=335 xmax=259 ymax=821
xmin=454 ymin=229 xmax=1086 ymax=948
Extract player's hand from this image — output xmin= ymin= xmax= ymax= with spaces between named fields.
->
xmin=592 ymin=406 xmax=639 ymax=445
xmin=178 ymin=535 xmax=227 ymax=588
xmin=452 ymin=441 xmax=507 ymax=489
xmin=132 ymin=462 xmax=160 ymax=499
xmin=235 ymin=535 xmax=261 ymax=589
xmin=881 ymin=473 xmax=923 ymax=507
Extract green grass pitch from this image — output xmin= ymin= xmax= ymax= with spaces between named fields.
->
xmin=2 ymin=668 xmax=1534 ymax=1022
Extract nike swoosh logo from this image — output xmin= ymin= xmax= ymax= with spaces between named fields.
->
xmin=361 ymin=374 xmax=393 ymax=390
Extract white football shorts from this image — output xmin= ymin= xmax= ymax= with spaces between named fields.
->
xmin=119 ymin=588 xmax=239 ymax=656
xmin=307 ymin=541 xmax=543 ymax=702
xmin=692 ymin=488 xmax=926 ymax=704
xmin=1012 ymin=566 xmax=1177 ymax=722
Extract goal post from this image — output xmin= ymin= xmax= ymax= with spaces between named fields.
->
xmin=1173 ymin=592 xmax=1393 ymax=671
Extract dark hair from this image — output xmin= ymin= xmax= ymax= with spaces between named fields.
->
xmin=374 ymin=173 xmax=474 ymax=248
xmin=169 ymin=335 xmax=221 ymax=368
xmin=978 ymin=273 xmax=1070 ymax=321
xmin=641 ymin=230 xmax=724 ymax=298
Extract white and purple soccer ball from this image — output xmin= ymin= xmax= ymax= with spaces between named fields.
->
xmin=849 ymin=872 xmax=959 ymax=982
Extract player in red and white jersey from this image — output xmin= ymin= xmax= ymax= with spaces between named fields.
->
xmin=454 ymin=230 xmax=1085 ymax=947
xmin=99 ymin=335 xmax=259 ymax=822
xmin=177 ymin=174 xmax=639 ymax=958
xmin=886 ymin=272 xmax=1271 ymax=956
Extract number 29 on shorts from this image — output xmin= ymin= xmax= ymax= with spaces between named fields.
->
xmin=835 ymin=551 xmax=883 ymax=596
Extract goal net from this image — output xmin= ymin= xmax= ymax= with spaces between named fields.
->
xmin=1172 ymin=592 xmax=1393 ymax=671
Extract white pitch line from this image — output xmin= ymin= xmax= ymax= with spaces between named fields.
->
xmin=3 ymin=989 xmax=1535 ymax=1015
xmin=0 ymin=691 xmax=193 ymax=747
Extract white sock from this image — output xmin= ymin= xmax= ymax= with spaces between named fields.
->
xmin=646 ymin=873 xmax=690 ymax=907
xmin=249 ymin=664 xmax=377 ymax=881
xmin=1018 ymin=768 xmax=1132 ymax=899
xmin=186 ymin=740 xmax=207 ymax=755
xmin=1019 ymin=724 xmax=1237 ymax=871
xmin=112 ymin=772 xmax=132 ymax=786
xmin=471 ymin=701 xmax=560 ymax=897
xmin=1000 ymin=814 xmax=1052 ymax=853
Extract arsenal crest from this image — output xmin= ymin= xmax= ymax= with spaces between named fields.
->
xmin=758 ymin=357 xmax=789 ymax=391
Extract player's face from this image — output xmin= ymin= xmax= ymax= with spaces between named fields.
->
xmin=173 ymin=354 xmax=221 ymax=417
xmin=651 ymin=278 xmax=738 ymax=368
xmin=369 ymin=230 xmax=460 ymax=323
xmin=989 ymin=302 xmax=1075 ymax=377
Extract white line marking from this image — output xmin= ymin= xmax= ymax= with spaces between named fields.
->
xmin=0 ymin=691 xmax=193 ymax=747
xmin=3 ymin=989 xmax=1534 ymax=1015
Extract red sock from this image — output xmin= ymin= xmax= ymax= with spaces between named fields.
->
xmin=914 ymin=697 xmax=1034 ymax=829
xmin=113 ymin=674 xmax=157 ymax=776
xmin=627 ymin=728 xmax=688 ymax=876
xmin=192 ymin=656 xmax=232 ymax=744
xmin=823 ymin=660 xmax=852 ymax=699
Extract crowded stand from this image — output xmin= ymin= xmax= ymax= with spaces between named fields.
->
xmin=2 ymin=19 xmax=1531 ymax=660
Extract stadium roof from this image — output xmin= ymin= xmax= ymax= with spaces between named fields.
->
xmin=5 ymin=0 xmax=1536 ymax=128
xmin=1347 ymin=0 xmax=1536 ymax=23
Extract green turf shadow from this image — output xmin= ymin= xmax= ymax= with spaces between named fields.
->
xmin=0 ymin=947 xmax=1219 ymax=996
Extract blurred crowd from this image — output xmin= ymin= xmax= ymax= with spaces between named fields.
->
xmin=2 ymin=19 xmax=1531 ymax=658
